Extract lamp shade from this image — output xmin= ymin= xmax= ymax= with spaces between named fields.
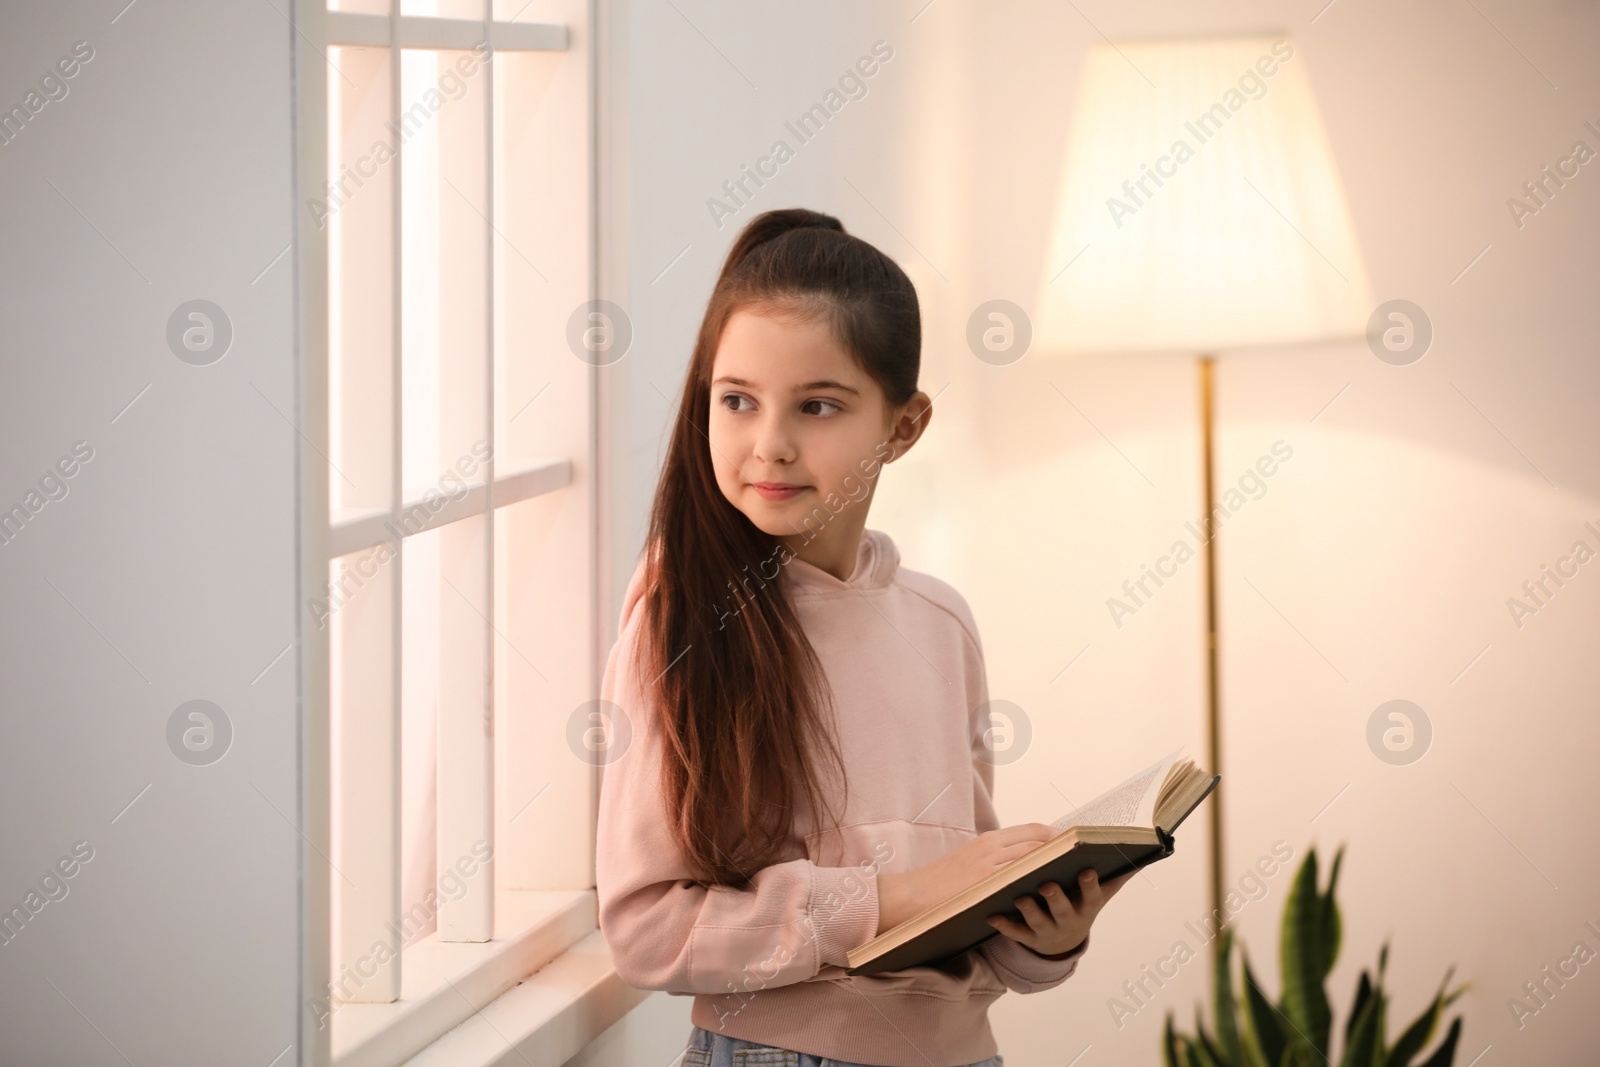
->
xmin=1035 ymin=35 xmax=1373 ymax=354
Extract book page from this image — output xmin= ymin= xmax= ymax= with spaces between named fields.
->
xmin=1153 ymin=761 xmax=1210 ymax=833
xmin=1050 ymin=747 xmax=1183 ymax=832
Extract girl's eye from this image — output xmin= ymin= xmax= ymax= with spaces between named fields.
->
xmin=718 ymin=393 xmax=839 ymax=416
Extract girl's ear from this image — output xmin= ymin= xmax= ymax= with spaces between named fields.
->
xmin=882 ymin=391 xmax=933 ymax=462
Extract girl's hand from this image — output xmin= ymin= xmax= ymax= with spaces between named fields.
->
xmin=877 ymin=824 xmax=1058 ymax=931
xmin=985 ymin=866 xmax=1135 ymax=958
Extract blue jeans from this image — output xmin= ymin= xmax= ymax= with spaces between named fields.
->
xmin=682 ymin=1026 xmax=1004 ymax=1067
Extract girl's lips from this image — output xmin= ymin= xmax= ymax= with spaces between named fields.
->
xmin=751 ymin=483 xmax=808 ymax=501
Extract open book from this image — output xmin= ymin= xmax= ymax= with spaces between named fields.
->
xmin=845 ymin=749 xmax=1219 ymax=976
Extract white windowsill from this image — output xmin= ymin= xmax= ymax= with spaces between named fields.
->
xmin=400 ymin=930 xmax=650 ymax=1067
xmin=332 ymin=888 xmax=643 ymax=1067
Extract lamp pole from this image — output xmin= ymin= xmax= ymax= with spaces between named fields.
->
xmin=1199 ymin=354 xmax=1225 ymax=940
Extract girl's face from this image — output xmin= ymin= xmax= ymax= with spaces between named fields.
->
xmin=708 ymin=307 xmax=928 ymax=551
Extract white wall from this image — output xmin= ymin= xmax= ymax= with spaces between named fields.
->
xmin=0 ymin=2 xmax=304 ymax=1063
xmin=589 ymin=0 xmax=1600 ymax=1064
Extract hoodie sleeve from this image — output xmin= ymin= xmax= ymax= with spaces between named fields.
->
xmin=960 ymin=605 xmax=1090 ymax=994
xmin=593 ymin=560 xmax=881 ymax=995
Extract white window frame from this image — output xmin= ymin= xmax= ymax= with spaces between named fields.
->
xmin=292 ymin=3 xmax=641 ymax=1064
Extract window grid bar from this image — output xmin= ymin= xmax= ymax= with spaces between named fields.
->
xmin=326 ymin=11 xmax=566 ymax=52
xmin=474 ymin=0 xmax=499 ymax=938
xmin=378 ymin=0 xmax=406 ymax=1000
xmin=329 ymin=459 xmax=572 ymax=559
xmin=432 ymin=0 xmax=497 ymax=945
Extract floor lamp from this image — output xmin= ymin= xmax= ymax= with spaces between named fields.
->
xmin=1034 ymin=34 xmax=1374 ymax=935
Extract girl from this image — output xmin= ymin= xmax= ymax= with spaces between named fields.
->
xmin=595 ymin=208 xmax=1131 ymax=1067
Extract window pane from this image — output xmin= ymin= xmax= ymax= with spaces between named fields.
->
xmin=401 ymin=0 xmax=486 ymax=22
xmin=494 ymin=492 xmax=592 ymax=889
xmin=401 ymin=48 xmax=490 ymax=501
xmin=436 ymin=511 xmax=493 ymax=938
xmin=329 ymin=547 xmax=401 ymax=1004
xmin=492 ymin=49 xmax=590 ymax=474
xmin=328 ymin=45 xmax=396 ymax=517
xmin=492 ymin=0 xmax=559 ymax=21
xmin=400 ymin=527 xmax=441 ymax=944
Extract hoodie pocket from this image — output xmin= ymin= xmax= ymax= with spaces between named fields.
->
xmin=829 ymin=944 xmax=1008 ymax=1001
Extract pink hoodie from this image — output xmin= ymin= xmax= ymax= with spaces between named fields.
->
xmin=594 ymin=528 xmax=1089 ymax=1066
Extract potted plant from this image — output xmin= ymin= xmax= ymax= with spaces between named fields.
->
xmin=1163 ymin=844 xmax=1468 ymax=1067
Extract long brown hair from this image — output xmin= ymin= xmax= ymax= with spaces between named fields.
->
xmin=639 ymin=207 xmax=922 ymax=886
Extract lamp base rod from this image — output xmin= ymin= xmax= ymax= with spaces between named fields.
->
xmin=1199 ymin=354 xmax=1225 ymax=939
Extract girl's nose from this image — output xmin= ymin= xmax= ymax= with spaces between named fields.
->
xmin=752 ymin=416 xmax=796 ymax=464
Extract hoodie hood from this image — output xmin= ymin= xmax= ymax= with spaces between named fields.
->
xmin=614 ymin=529 xmax=901 ymax=637
xmin=616 ymin=539 xmax=659 ymax=638
xmin=780 ymin=528 xmax=899 ymax=596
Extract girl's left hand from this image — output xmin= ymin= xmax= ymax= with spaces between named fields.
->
xmin=985 ymin=866 xmax=1135 ymax=958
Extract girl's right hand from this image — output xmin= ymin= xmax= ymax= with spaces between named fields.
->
xmin=876 ymin=823 xmax=1057 ymax=932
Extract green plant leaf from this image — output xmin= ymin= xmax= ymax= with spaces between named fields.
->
xmin=1321 ymin=844 xmax=1345 ymax=977
xmin=1372 ymin=938 xmax=1391 ymax=1064
xmin=1242 ymin=950 xmax=1287 ymax=1067
xmin=1383 ymin=997 xmax=1440 ymax=1067
xmin=1346 ymin=970 xmax=1372 ymax=1047
xmin=1382 ymin=967 xmax=1461 ymax=1067
xmin=1165 ymin=1011 xmax=1184 ymax=1067
xmin=1281 ymin=848 xmax=1332 ymax=1060
xmin=1194 ymin=1006 xmax=1228 ymax=1067
xmin=1336 ymin=976 xmax=1382 ymax=1067
xmin=1280 ymin=1045 xmax=1323 ymax=1067
xmin=1241 ymin=1027 xmax=1271 ymax=1067
xmin=1439 ymin=984 xmax=1468 ymax=1014
xmin=1413 ymin=1017 xmax=1462 ymax=1067
xmin=1166 ymin=842 xmax=1466 ymax=1067
xmin=1236 ymin=971 xmax=1271 ymax=1067
xmin=1374 ymin=987 xmax=1390 ymax=1067
xmin=1216 ymin=928 xmax=1248 ymax=1067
